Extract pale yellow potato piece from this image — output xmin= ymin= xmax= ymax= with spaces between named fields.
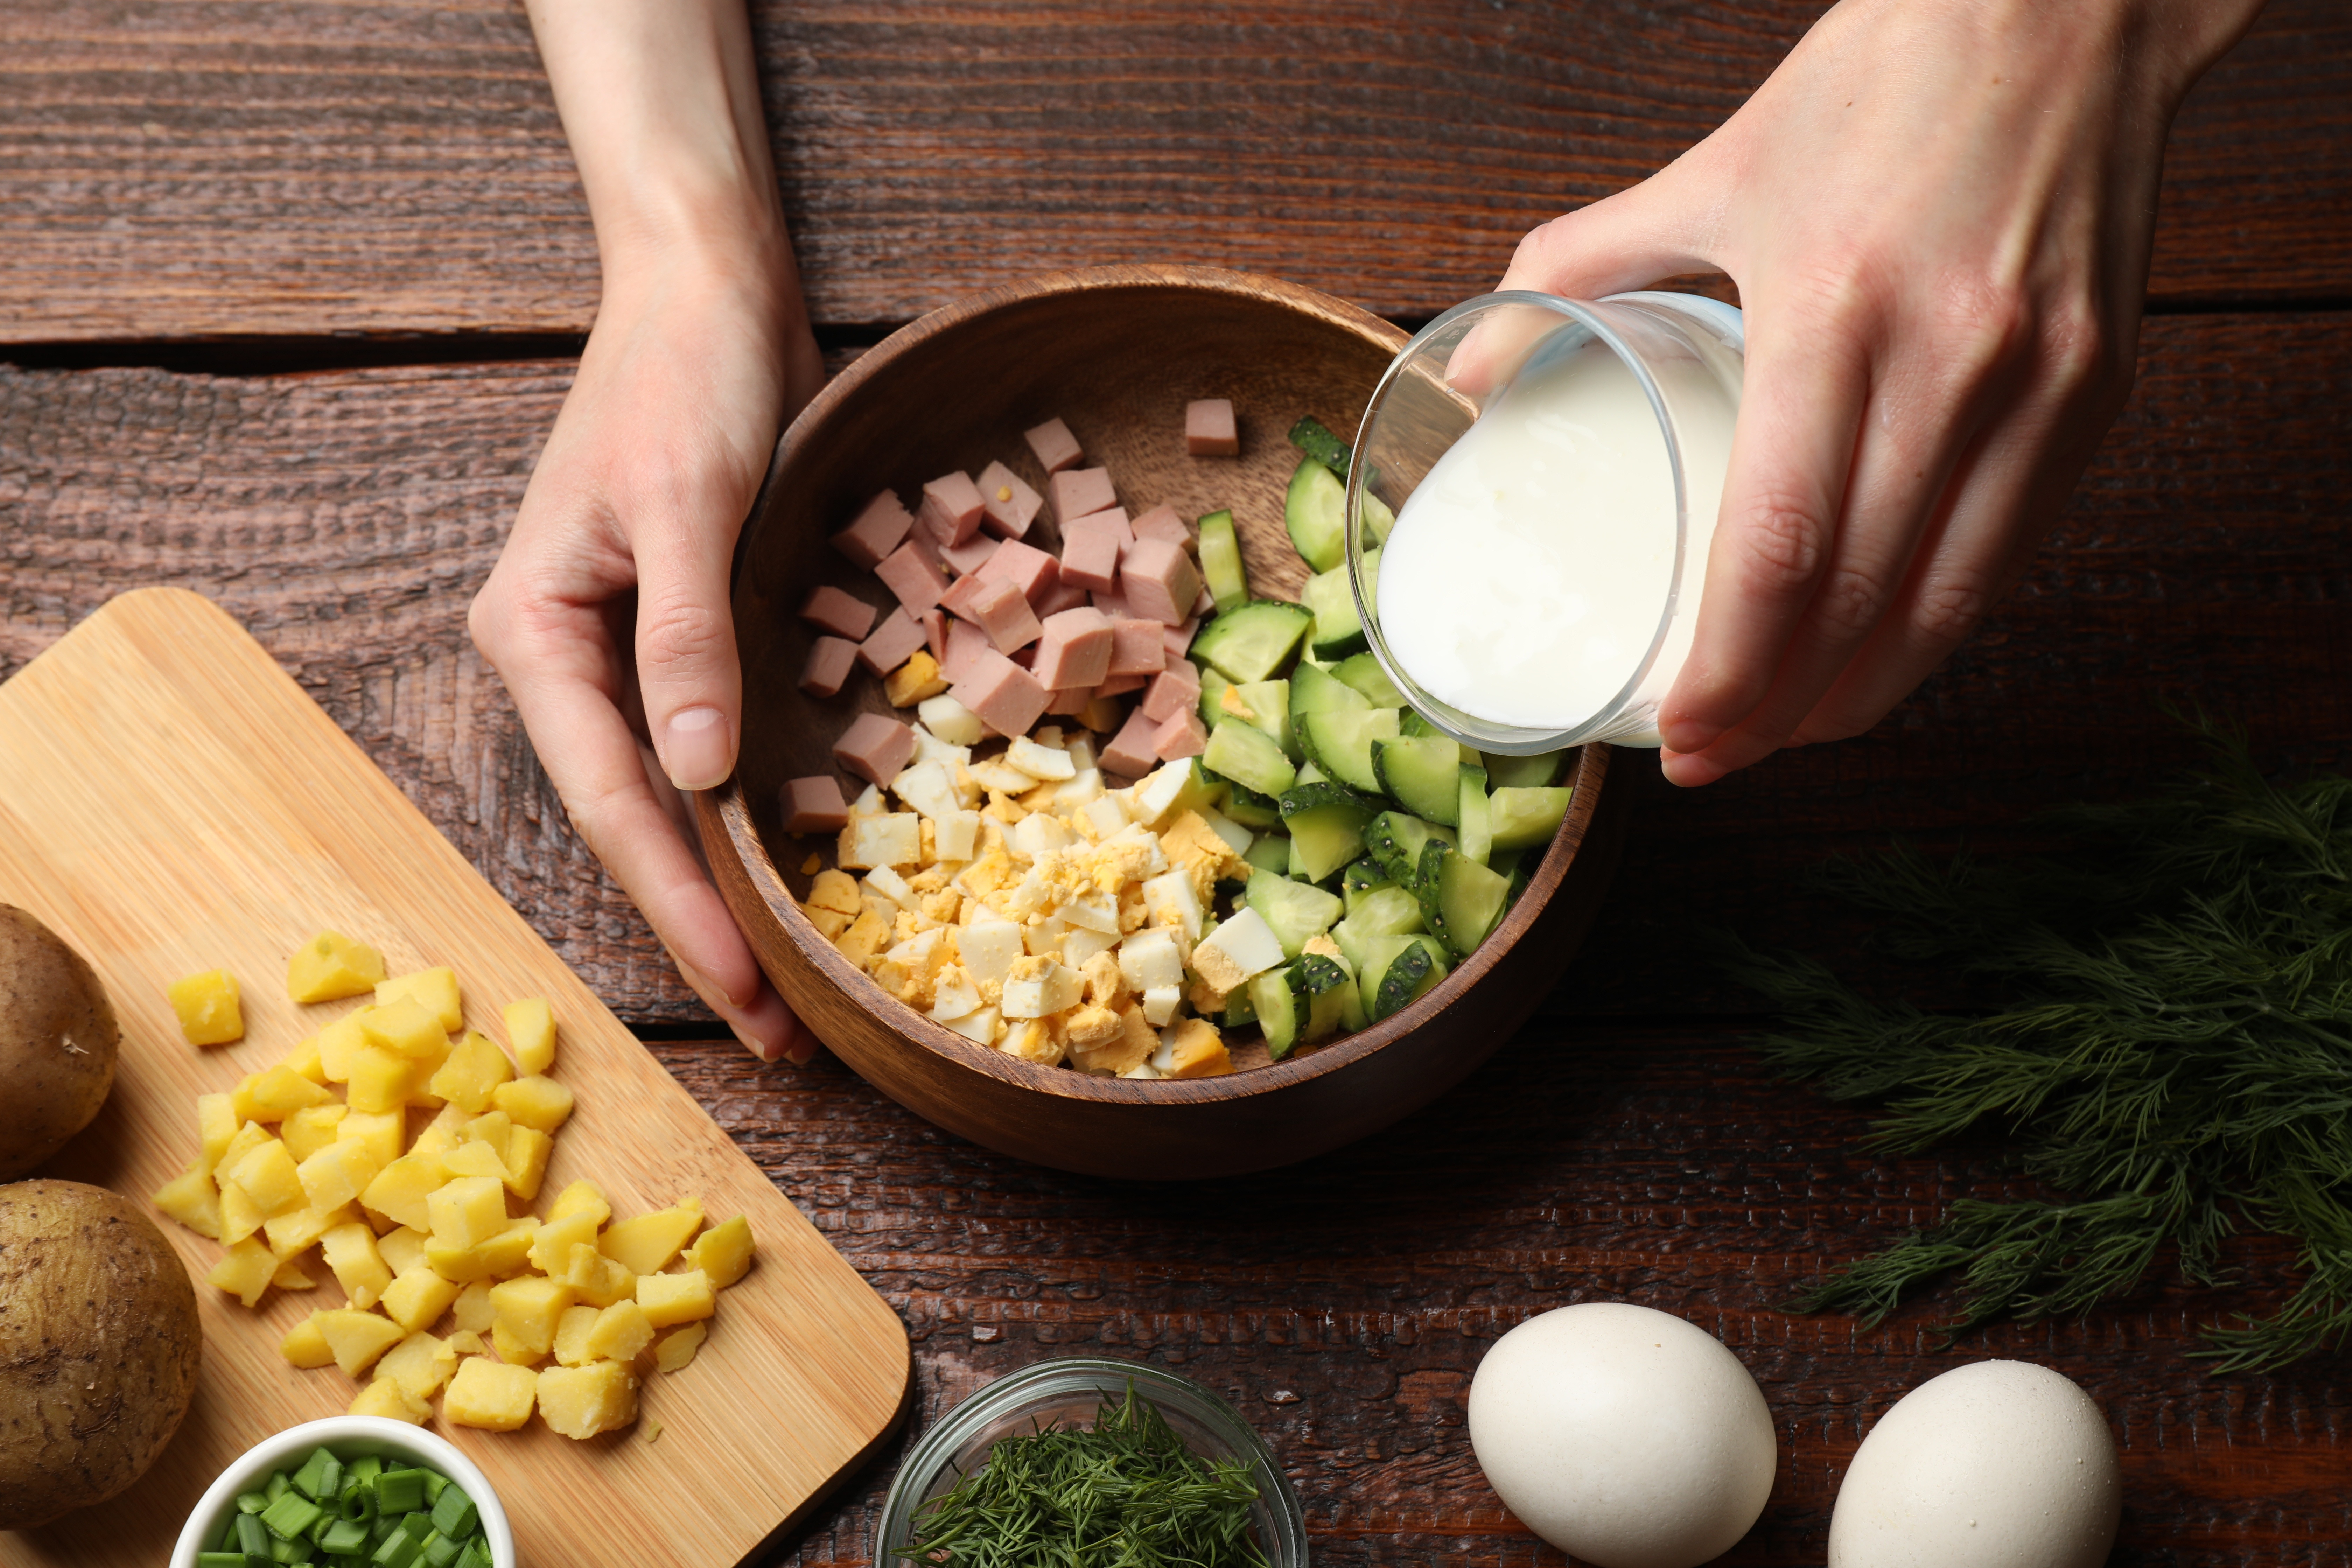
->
xmin=281 ymin=1036 xmax=329 ymax=1086
xmin=438 ymin=1140 xmax=506 ymax=1183
xmin=197 ymin=1092 xmax=239 ymax=1171
xmin=503 ymin=997 xmax=556 ymax=1076
xmin=381 ymin=1267 xmax=462 ymax=1335
xmin=360 ymin=1152 xmax=448 ymax=1233
xmin=217 ymin=1179 xmax=265 ymax=1247
xmin=349 ymin=1377 xmax=430 ymax=1425
xmin=490 ymin=1322 xmax=545 ymax=1367
xmin=551 ymin=1304 xmax=602 ymax=1368
xmin=335 ymin=1108 xmax=404 ymax=1169
xmin=280 ymin=1102 xmax=350 ymax=1163
xmin=234 ymin=1065 xmax=335 ymax=1122
xmin=345 ymin=1042 xmax=420 ymax=1115
xmin=653 ymin=1321 xmax=708 ymax=1373
xmin=546 ymin=1179 xmax=610 ymax=1228
xmin=377 ymin=1331 xmax=458 ymax=1403
xmin=425 ymin=1217 xmax=537 ymax=1283
xmin=560 ymin=1244 xmax=636 ymax=1310
xmin=281 ymin=1316 xmax=336 ymax=1369
xmin=314 ymin=1308 xmax=406 ymax=1378
xmin=634 ymin=1269 xmax=715 ymax=1329
xmin=315 ymin=1014 xmax=369 ymax=1083
xmin=296 ymin=1139 xmax=380 ymax=1214
xmin=444 ymin=1357 xmax=536 ymax=1430
xmin=446 ymin=1329 xmax=486 ymax=1356
xmin=357 ymin=997 xmax=447 ymax=1061
xmin=263 ymin=1201 xmax=356 ymax=1261
xmin=168 ymin=968 xmax=244 ymax=1046
xmin=224 ymin=1138 xmax=307 ymax=1219
xmin=500 ymin=1126 xmax=553 ymax=1203
xmin=321 ymin=1222 xmax=393 ymax=1310
xmin=429 ymin=1029 xmax=514 ymax=1114
xmin=426 ymin=1175 xmax=508 ymax=1251
xmin=489 ymin=1275 xmax=574 ymax=1358
xmin=583 ymin=1300 xmax=654 ymax=1363
xmin=598 ymin=1197 xmax=703 ymax=1276
xmin=287 ymin=930 xmax=386 ymax=1004
xmin=490 ymin=1075 xmax=574 ymax=1135
xmin=206 ymin=1237 xmax=278 ymax=1307
xmin=460 ymin=1110 xmax=514 ymax=1158
xmin=216 ymin=1119 xmax=273 ymax=1179
xmin=537 ymin=1361 xmax=638 ymax=1441
xmin=527 ymin=1209 xmax=600 ymax=1276
xmin=270 ymin=1256 xmax=317 ymax=1290
xmin=376 ymin=1225 xmax=431 ymax=1277
xmin=377 ymin=966 xmax=463 ymax=1032
xmin=152 ymin=1160 xmax=222 ymax=1240
xmin=451 ymin=1280 xmax=496 ymax=1334
xmin=683 ymin=1216 xmax=755 ymax=1289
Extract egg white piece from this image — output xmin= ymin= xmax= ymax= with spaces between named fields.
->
xmin=1467 ymin=1302 xmax=1776 ymax=1568
xmin=1829 ymin=1360 xmax=2120 ymax=1568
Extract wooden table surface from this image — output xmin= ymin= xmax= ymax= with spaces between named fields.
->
xmin=5 ymin=4 xmax=2350 ymax=1564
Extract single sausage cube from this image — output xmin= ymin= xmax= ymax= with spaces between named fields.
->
xmin=1153 ymin=707 xmax=1209 ymax=760
xmin=831 ymin=490 xmax=914 ymax=568
xmin=833 ymin=712 xmax=920 ymax=787
xmin=1024 ymin=416 xmax=1083 ymax=474
xmin=1120 ymin=536 xmax=1205 ymax=627
xmin=1141 ymin=657 xmax=1201 ymax=722
xmin=1107 ymin=619 xmax=1168 ymax=678
xmin=962 ymin=575 xmax=1044 ymax=654
xmin=856 ymin=607 xmax=931 ymax=676
xmin=1066 ymin=505 xmax=1133 ymax=548
xmin=1095 ymin=672 xmax=1149 ymax=697
xmin=1185 ymin=398 xmax=1239 ymax=457
xmin=978 ymin=538 xmax=1060 ymax=605
xmin=941 ymin=618 xmax=995 ymax=683
xmin=781 ymin=776 xmax=850 ymax=834
xmin=798 ymin=584 xmax=877 ymax=641
xmin=1098 ymin=705 xmax=1162 ymax=779
xmin=1048 ymin=467 xmax=1117 ymax=526
xmin=1060 ymin=513 xmax=1128 ymax=594
xmin=976 ymin=460 xmax=1043 ymax=539
xmin=1163 ymin=618 xmax=1198 ymax=661
xmin=1045 ymin=685 xmax=1093 ymax=716
xmin=1091 ymin=586 xmax=1131 ymax=621
xmin=918 ymin=471 xmax=988 ymax=546
xmin=938 ymin=530 xmax=1000 ymax=576
xmin=1129 ymin=504 xmax=1193 ymax=547
xmin=875 ymin=538 xmax=951 ymax=613
xmin=1034 ymin=578 xmax=1092 ymax=617
xmin=1031 ymin=607 xmax=1116 ymax=691
xmin=922 ymin=608 xmax=950 ymax=662
xmin=799 ymin=636 xmax=859 ymax=698
xmin=948 ymin=651 xmax=1050 ymax=739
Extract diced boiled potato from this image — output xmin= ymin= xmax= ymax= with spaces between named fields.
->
xmin=452 ymin=1280 xmax=497 ymax=1334
xmin=492 ymin=1322 xmax=546 ymax=1367
xmin=561 ymin=1243 xmax=637 ymax=1310
xmin=598 ymin=1198 xmax=704 ymax=1276
xmin=314 ymin=1015 xmax=368 ymax=1083
xmin=314 ymin=1308 xmax=407 ymax=1378
xmin=683 ymin=1216 xmax=756 ymax=1289
xmin=376 ymin=1225 xmax=431 ymax=1277
xmin=296 ymin=1139 xmax=380 ymax=1214
xmin=634 ymin=1268 xmax=716 ymax=1329
xmin=653 ymin=1321 xmax=708 ymax=1373
xmin=321 ymin=1222 xmax=393 ymax=1310
xmin=279 ymin=1102 xmax=349 ymax=1163
xmin=217 ymin=1119 xmax=273 ymax=1176
xmin=376 ymin=966 xmax=463 ymax=1032
xmin=344 ymin=1042 xmax=420 ymax=1115
xmin=446 ymin=1329 xmax=486 ymax=1356
xmin=491 ymin=1074 xmax=574 ymax=1135
xmin=426 ymin=1175 xmax=509 ymax=1250
xmin=504 ymin=997 xmax=556 ymax=1076
xmin=152 ymin=1160 xmax=223 ymax=1240
xmin=489 ymin=1275 xmax=575 ymax=1358
xmin=233 ymin=1065 xmax=335 ymax=1123
xmin=197 ymin=1093 xmax=239 ymax=1171
xmin=381 ymin=1267 xmax=463 ymax=1335
xmin=377 ymin=1331 xmax=459 ymax=1402
xmin=528 ymin=1208 xmax=601 ymax=1276
xmin=286 ymin=930 xmax=387 ymax=1003
xmin=439 ymin=1139 xmax=508 ymax=1184
xmin=537 ymin=1360 xmax=639 ymax=1441
xmin=217 ymin=1180 xmax=265 ymax=1247
xmin=425 ymin=1217 xmax=538 ymax=1283
xmin=224 ymin=1138 xmax=307 ymax=1219
xmin=583 ymin=1300 xmax=654 ymax=1362
xmin=349 ymin=1377 xmax=431 ymax=1425
xmin=501 ymin=1126 xmax=554 ymax=1202
xmin=460 ymin=1109 xmax=514 ymax=1157
xmin=281 ymin=1315 xmax=336 ymax=1369
xmin=262 ymin=1201 xmax=354 ymax=1261
xmin=206 ymin=1238 xmax=279 ymax=1308
xmin=547 ymin=1178 xmax=611 ymax=1228
xmin=281 ymin=1036 xmax=329 ymax=1086
xmin=552 ymin=1304 xmax=601 ymax=1367
xmin=360 ymin=1152 xmax=448 ymax=1232
xmin=443 ymin=1357 xmax=537 ymax=1431
xmin=358 ymin=997 xmax=448 ymax=1060
xmin=168 ymin=968 xmax=244 ymax=1046
xmin=335 ymin=1108 xmax=404 ymax=1169
xmin=429 ymin=1029 xmax=514 ymax=1113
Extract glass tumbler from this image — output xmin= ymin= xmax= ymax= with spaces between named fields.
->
xmin=1345 ymin=290 xmax=1745 ymax=752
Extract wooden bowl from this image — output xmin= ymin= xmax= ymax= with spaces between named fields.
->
xmin=699 ymin=264 xmax=1630 ymax=1180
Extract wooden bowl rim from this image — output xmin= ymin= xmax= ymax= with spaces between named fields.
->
xmin=701 ymin=262 xmax=1616 ymax=1106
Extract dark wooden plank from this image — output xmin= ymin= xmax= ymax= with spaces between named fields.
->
xmin=646 ymin=1025 xmax=2352 ymax=1566
xmin=0 ymin=1 xmax=2344 ymax=343
xmin=6 ymin=313 xmax=2351 ymax=1025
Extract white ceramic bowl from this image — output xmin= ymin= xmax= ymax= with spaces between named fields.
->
xmin=170 ymin=1416 xmax=515 ymax=1568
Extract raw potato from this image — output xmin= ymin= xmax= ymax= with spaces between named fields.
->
xmin=0 ymin=905 xmax=121 ymax=1179
xmin=0 ymin=1181 xmax=201 ymax=1528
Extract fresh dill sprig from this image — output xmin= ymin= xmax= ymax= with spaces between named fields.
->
xmin=900 ymin=1383 xmax=1270 ymax=1567
xmin=1728 ymin=721 xmax=2352 ymax=1372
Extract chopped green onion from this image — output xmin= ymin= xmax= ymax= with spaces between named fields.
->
xmin=417 ymin=1532 xmax=461 ymax=1568
xmin=195 ymin=1555 xmax=248 ymax=1568
xmin=264 ymin=1471 xmax=293 ymax=1504
xmin=418 ymin=1470 xmax=448 ymax=1506
xmin=318 ymin=1518 xmax=372 ymax=1556
xmin=369 ymin=1523 xmax=421 ymax=1568
xmin=450 ymin=1544 xmax=489 ymax=1568
xmin=236 ymin=1512 xmax=273 ymax=1558
xmin=346 ymin=1456 xmax=383 ymax=1487
xmin=261 ymin=1491 xmax=325 ymax=1540
xmin=237 ymin=1492 xmax=271 ymax=1516
xmin=374 ymin=1469 xmax=427 ymax=1517
xmin=289 ymin=1447 xmax=337 ymax=1502
xmin=426 ymin=1485 xmax=478 ymax=1541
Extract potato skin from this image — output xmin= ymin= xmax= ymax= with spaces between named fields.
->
xmin=0 ymin=1180 xmax=201 ymax=1528
xmin=0 ymin=906 xmax=120 ymax=1179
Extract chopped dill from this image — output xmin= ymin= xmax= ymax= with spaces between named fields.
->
xmin=1728 ymin=722 xmax=2352 ymax=1372
xmin=899 ymin=1384 xmax=1269 ymax=1567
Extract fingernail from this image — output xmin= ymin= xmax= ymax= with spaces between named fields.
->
xmin=664 ymin=706 xmax=734 ymax=792
xmin=730 ymin=1022 xmax=780 ymax=1063
xmin=783 ymin=1043 xmax=818 ymax=1067
xmin=1660 ymin=751 xmax=1727 ymax=789
xmin=1660 ymin=719 xmax=1720 ymax=755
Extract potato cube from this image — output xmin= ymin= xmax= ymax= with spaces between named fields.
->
xmin=152 ymin=1160 xmax=223 ymax=1240
xmin=281 ymin=1315 xmax=336 ymax=1369
xmin=491 ymin=1322 xmax=546 ymax=1367
xmin=429 ymin=1029 xmax=515 ymax=1114
xmin=406 ymin=1105 xmax=473 ymax=1160
xmin=206 ymin=1237 xmax=279 ymax=1308
xmin=452 ymin=1280 xmax=496 ymax=1333
xmin=359 ymin=1152 xmax=448 ymax=1233
xmin=281 ymin=1036 xmax=329 ymax=1085
xmin=443 ymin=1358 xmax=537 ymax=1431
xmin=358 ymin=997 xmax=448 ymax=1060
xmin=271 ymin=1256 xmax=317 ymax=1290
xmin=536 ymin=1360 xmax=639 ymax=1441
xmin=653 ymin=1321 xmax=708 ymax=1373
xmin=424 ymin=1217 xmax=538 ymax=1283
xmin=561 ymin=1243 xmax=637 ymax=1310
xmin=446 ymin=1329 xmax=486 ymax=1356
xmin=583 ymin=1300 xmax=654 ymax=1363
xmin=263 ymin=1202 xmax=355 ymax=1260
xmin=168 ymin=968 xmax=244 ymax=1046
xmin=297 ymin=1139 xmax=381 ymax=1214
xmin=683 ymin=1216 xmax=756 ymax=1289
xmin=504 ymin=997 xmax=556 ymax=1076
xmin=286 ymin=930 xmax=386 ymax=1003
xmin=376 ymin=1224 xmax=430 ymax=1276
xmin=598 ymin=1197 xmax=704 ymax=1276
xmin=489 ymin=1275 xmax=575 ymax=1358
xmin=197 ymin=1093 xmax=239 ymax=1171
xmin=490 ymin=1074 xmax=574 ymax=1135
xmin=314 ymin=1014 xmax=368 ymax=1083
xmin=377 ymin=1331 xmax=458 ymax=1403
xmin=233 ymin=1065 xmax=336 ymax=1122
xmin=344 ymin=1043 xmax=417 ymax=1115
xmin=547 ymin=1179 xmax=611 ymax=1228
xmin=314 ymin=1308 xmax=407 ymax=1377
xmin=377 ymin=965 xmax=463 ymax=1031
xmin=527 ymin=1208 xmax=601 ymax=1277
xmin=349 ymin=1377 xmax=430 ymax=1424
xmin=280 ymin=1102 xmax=350 ymax=1163
xmin=552 ymin=1304 xmax=602 ymax=1367
xmin=380 ymin=1267 xmax=463 ymax=1335
xmin=321 ymin=1222 xmax=394 ymax=1310
xmin=427 ymin=1175 xmax=510 ymax=1251
xmin=335 ymin=1108 xmax=404 ymax=1170
xmin=500 ymin=1126 xmax=553 ymax=1202
xmin=438 ymin=1139 xmax=505 ymax=1184
xmin=634 ymin=1268 xmax=716 ymax=1329
xmin=217 ymin=1180 xmax=265 ymax=1247
xmin=224 ymin=1137 xmax=307 ymax=1219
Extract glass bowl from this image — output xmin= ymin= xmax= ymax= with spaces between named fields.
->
xmin=1344 ymin=290 xmax=1745 ymax=752
xmin=877 ymin=1356 xmax=1307 ymax=1566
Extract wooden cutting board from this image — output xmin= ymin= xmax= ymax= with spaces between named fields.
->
xmin=0 ymin=589 xmax=909 ymax=1567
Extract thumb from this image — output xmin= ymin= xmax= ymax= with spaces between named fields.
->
xmin=636 ymin=499 xmax=749 ymax=794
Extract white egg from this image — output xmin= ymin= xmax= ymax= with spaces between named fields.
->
xmin=1467 ymin=1302 xmax=1777 ymax=1568
xmin=1829 ymin=1360 xmax=2120 ymax=1568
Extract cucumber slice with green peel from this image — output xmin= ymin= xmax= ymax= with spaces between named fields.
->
xmin=1331 ymin=917 xmax=1369 ymax=974
xmin=1457 ymin=764 xmax=1492 ymax=866
xmin=1287 ymin=416 xmax=1354 ymax=479
xmin=1192 ymin=600 xmax=1312 ymax=684
xmin=1357 ymin=935 xmax=1448 ymax=1022
xmin=1222 ymin=782 xmax=1284 ymax=832
xmin=1490 ymin=786 xmax=1574 ymax=851
xmin=1278 ymin=780 xmax=1381 ymax=816
xmin=1487 ymin=749 xmax=1571 ymax=789
xmin=1360 ymin=488 xmax=1397 ymax=547
xmin=1332 ymin=653 xmax=1407 ymax=708
xmin=1435 ymin=850 xmax=1512 ymax=955
xmin=1246 ymin=873 xmax=1345 ymax=959
xmin=1294 ymin=760 xmax=1328 ymax=785
xmin=1372 ymin=735 xmax=1463 ymax=826
xmin=1198 ymin=666 xmax=1232 ymax=728
xmin=1345 ymin=884 xmax=1426 ymax=938
xmin=1366 ymin=810 xmax=1455 ymax=893
xmin=1201 ymin=718 xmax=1296 ymax=799
xmin=1302 ymin=558 xmax=1372 ymax=660
xmin=1284 ymin=457 xmax=1347 ymax=573
xmin=1290 ymin=660 xmax=1369 ymax=716
xmin=1251 ymin=967 xmax=1302 ymax=1060
xmin=1243 ymin=832 xmax=1292 ymax=878
xmin=1400 ymin=709 xmax=1448 ymax=740
xmin=1341 ymin=858 xmax=1394 ymax=905
xmin=1222 ymin=986 xmax=1259 ymax=1031
xmin=1284 ymin=802 xmax=1372 ymax=883
xmin=1197 ymin=509 xmax=1248 ymax=614
xmin=1297 ymin=708 xmax=1400 ymax=794
xmin=1296 ymin=953 xmax=1354 ymax=1043
xmin=1232 ymin=679 xmax=1296 ymax=758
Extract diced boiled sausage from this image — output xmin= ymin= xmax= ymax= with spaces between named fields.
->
xmin=1107 ymin=619 xmax=1167 ymax=677
xmin=1024 ymin=417 xmax=1084 ymax=475
xmin=875 ymin=537 xmax=951 ymax=614
xmin=833 ymin=712 xmax=919 ymax=787
xmin=948 ymin=650 xmax=1050 ymax=739
xmin=1152 ymin=707 xmax=1209 ymax=760
xmin=856 ymin=607 xmax=931 ymax=676
xmin=1162 ymin=618 xmax=1198 ymax=661
xmin=1066 ymin=505 xmax=1133 ymax=548
xmin=922 ymin=608 xmax=950 ymax=662
xmin=1120 ymin=536 xmax=1205 ymax=627
xmin=941 ymin=618 xmax=994 ymax=684
xmin=1048 ymin=467 xmax=1117 ymax=526
xmin=978 ymin=538 xmax=1059 ymax=605
xmin=1033 ymin=578 xmax=1092 ymax=617
xmin=976 ymin=460 xmax=1043 ymax=539
xmin=1130 ymin=504 xmax=1194 ymax=547
xmin=1184 ymin=398 xmax=1239 ymax=457
xmin=938 ymin=531 xmax=999 ymax=576
xmin=799 ymin=636 xmax=859 ymax=699
xmin=1098 ymin=704 xmax=1163 ymax=779
xmin=1095 ymin=672 xmax=1148 ymax=697
xmin=1031 ymin=607 xmax=1115 ymax=691
xmin=918 ymin=471 xmax=988 ymax=546
xmin=782 ymin=775 xmax=851 ymax=834
xmin=1141 ymin=657 xmax=1201 ymax=722
xmin=832 ymin=490 xmax=913 ymax=568
xmin=798 ymin=583 xmax=877 ymax=641
xmin=1059 ymin=512 xmax=1128 ymax=595
xmin=958 ymin=574 xmax=1044 ymax=654
xmin=1045 ymin=685 xmax=1092 ymax=716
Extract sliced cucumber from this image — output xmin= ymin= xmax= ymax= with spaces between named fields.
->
xmin=1251 ymin=967 xmax=1302 ymax=1062
xmin=1341 ymin=858 xmax=1394 ymax=906
xmin=1357 ymin=935 xmax=1447 ymax=1022
xmin=1457 ymin=764 xmax=1492 ymax=866
xmin=1201 ymin=719 xmax=1296 ymax=799
xmin=1487 ymin=749 xmax=1571 ymax=790
xmin=1295 ymin=760 xmax=1328 ymax=785
xmin=1222 ymin=986 xmax=1259 ymax=1030
xmin=1284 ymin=456 xmax=1347 ymax=573
xmin=1232 ymin=678 xmax=1295 ymax=759
xmin=1435 ymin=850 xmax=1512 ymax=956
xmin=1490 ymin=786 xmax=1574 ymax=852
xmin=1284 ymin=804 xmax=1372 ymax=883
xmin=1371 ymin=735 xmax=1463 ymax=826
xmin=1279 ymin=780 xmax=1381 ymax=816
xmin=1290 ymin=660 xmax=1369 ymax=717
xmin=1331 ymin=653 xmax=1406 ymax=708
xmin=1243 ymin=832 xmax=1292 ymax=878
xmin=1296 ymin=953 xmax=1354 ymax=1043
xmin=1222 ymin=783 xmax=1284 ymax=832
xmin=1198 ymin=666 xmax=1232 ymax=729
xmin=1345 ymin=884 xmax=1426 ymax=938
xmin=1302 ymin=558 xmax=1371 ymax=661
xmin=1360 ymin=488 xmax=1397 ymax=547
xmin=1297 ymin=707 xmax=1401 ymax=795
xmin=1191 ymin=600 xmax=1312 ymax=685
xmin=1197 ymin=509 xmax=1248 ymax=614
xmin=1366 ymin=810 xmax=1454 ymax=894
xmin=1246 ymin=873 xmax=1345 ymax=959
xmin=1287 ymin=416 xmax=1353 ymax=479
